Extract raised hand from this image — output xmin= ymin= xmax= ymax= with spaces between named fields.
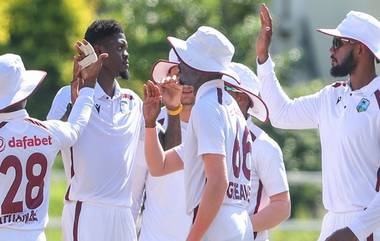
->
xmin=73 ymin=39 xmax=108 ymax=89
xmin=256 ymin=3 xmax=273 ymax=64
xmin=159 ymin=75 xmax=183 ymax=110
xmin=143 ymin=80 xmax=162 ymax=128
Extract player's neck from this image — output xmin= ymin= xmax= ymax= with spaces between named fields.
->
xmin=97 ymin=72 xmax=116 ymax=98
xmin=349 ymin=63 xmax=377 ymax=91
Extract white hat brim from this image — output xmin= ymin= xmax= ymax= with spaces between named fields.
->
xmin=151 ymin=60 xmax=178 ymax=84
xmin=317 ymin=28 xmax=380 ymax=60
xmin=167 ymin=36 xmax=241 ymax=84
xmin=246 ymin=91 xmax=269 ymax=122
xmin=227 ymin=83 xmax=269 ymax=122
xmin=317 ymin=28 xmax=346 ymax=38
xmin=0 ymin=70 xmax=47 ymax=110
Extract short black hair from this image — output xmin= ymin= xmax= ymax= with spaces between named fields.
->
xmin=84 ymin=19 xmax=124 ymax=45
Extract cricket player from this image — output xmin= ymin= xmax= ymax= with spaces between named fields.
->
xmin=223 ymin=63 xmax=290 ymax=241
xmin=256 ymin=4 xmax=380 ymax=241
xmin=132 ymin=51 xmax=193 ymax=241
xmin=47 ymin=20 xmax=142 ymax=241
xmin=48 ymin=19 xmax=181 ymax=241
xmin=0 ymin=42 xmax=106 ymax=241
xmin=143 ymin=26 xmax=254 ymax=241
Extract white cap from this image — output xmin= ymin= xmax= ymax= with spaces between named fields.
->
xmin=317 ymin=11 xmax=380 ymax=60
xmin=167 ymin=26 xmax=240 ymax=84
xmin=223 ymin=63 xmax=269 ymax=122
xmin=0 ymin=54 xmax=46 ymax=111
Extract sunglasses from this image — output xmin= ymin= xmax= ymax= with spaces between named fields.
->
xmin=332 ymin=37 xmax=355 ymax=50
xmin=225 ymin=85 xmax=254 ymax=108
xmin=224 ymin=85 xmax=242 ymax=93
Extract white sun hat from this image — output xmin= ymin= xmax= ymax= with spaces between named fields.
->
xmin=317 ymin=11 xmax=380 ymax=60
xmin=151 ymin=49 xmax=179 ymax=83
xmin=166 ymin=26 xmax=240 ymax=84
xmin=223 ymin=63 xmax=269 ymax=122
xmin=0 ymin=54 xmax=46 ymax=111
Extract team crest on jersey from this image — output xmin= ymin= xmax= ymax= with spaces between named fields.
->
xmin=120 ymin=100 xmax=130 ymax=115
xmin=0 ymin=137 xmax=5 ymax=152
xmin=356 ymin=98 xmax=370 ymax=112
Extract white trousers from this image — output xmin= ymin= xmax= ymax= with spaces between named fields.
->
xmin=62 ymin=201 xmax=137 ymax=241
xmin=318 ymin=210 xmax=380 ymax=241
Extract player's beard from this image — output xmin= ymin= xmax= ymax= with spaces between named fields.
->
xmin=330 ymin=50 xmax=357 ymax=77
xmin=120 ymin=70 xmax=129 ymax=80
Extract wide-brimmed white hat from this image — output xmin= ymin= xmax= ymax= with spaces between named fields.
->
xmin=223 ymin=63 xmax=268 ymax=122
xmin=0 ymin=54 xmax=46 ymax=111
xmin=166 ymin=26 xmax=240 ymax=84
xmin=317 ymin=11 xmax=380 ymax=60
xmin=151 ymin=49 xmax=179 ymax=83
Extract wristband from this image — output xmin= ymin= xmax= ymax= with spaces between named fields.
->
xmin=167 ymin=104 xmax=182 ymax=116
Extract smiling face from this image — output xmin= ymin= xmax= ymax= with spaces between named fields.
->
xmin=98 ymin=33 xmax=129 ymax=79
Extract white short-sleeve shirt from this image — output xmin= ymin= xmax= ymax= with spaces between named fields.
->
xmin=174 ymin=79 xmax=253 ymax=214
xmin=47 ymin=81 xmax=143 ymax=207
xmin=247 ymin=119 xmax=289 ymax=241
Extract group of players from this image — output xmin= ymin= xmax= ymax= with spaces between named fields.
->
xmin=1 ymin=3 xmax=380 ymax=241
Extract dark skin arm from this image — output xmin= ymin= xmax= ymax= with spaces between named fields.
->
xmin=158 ymin=78 xmax=182 ymax=150
xmin=325 ymin=227 xmax=358 ymax=241
xmin=160 ymin=113 xmax=181 ymax=150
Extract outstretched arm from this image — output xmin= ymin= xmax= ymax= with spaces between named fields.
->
xmin=256 ymin=4 xmax=321 ymax=129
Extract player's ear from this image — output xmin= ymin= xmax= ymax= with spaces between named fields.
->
xmin=93 ymin=45 xmax=103 ymax=56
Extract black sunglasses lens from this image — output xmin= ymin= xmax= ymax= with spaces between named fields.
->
xmin=333 ymin=38 xmax=342 ymax=49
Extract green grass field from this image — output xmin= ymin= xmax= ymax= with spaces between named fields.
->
xmin=46 ymin=175 xmax=321 ymax=241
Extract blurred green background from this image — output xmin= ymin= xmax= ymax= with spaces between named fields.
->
xmin=2 ymin=0 xmax=378 ymax=240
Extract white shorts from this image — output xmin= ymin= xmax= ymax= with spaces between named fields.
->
xmin=199 ymin=205 xmax=254 ymax=241
xmin=0 ymin=228 xmax=45 ymax=241
xmin=318 ymin=210 xmax=380 ymax=241
xmin=62 ymin=201 xmax=137 ymax=241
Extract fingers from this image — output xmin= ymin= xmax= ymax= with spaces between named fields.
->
xmin=143 ymin=84 xmax=148 ymax=99
xmin=74 ymin=41 xmax=86 ymax=59
xmin=144 ymin=80 xmax=161 ymax=99
xmin=260 ymin=3 xmax=272 ymax=31
xmin=74 ymin=39 xmax=98 ymax=69
xmin=159 ymin=75 xmax=181 ymax=89
xmin=158 ymin=74 xmax=180 ymax=84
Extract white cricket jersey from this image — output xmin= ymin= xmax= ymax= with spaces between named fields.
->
xmin=135 ymin=108 xmax=192 ymax=241
xmin=47 ymin=81 xmax=143 ymax=207
xmin=174 ymin=79 xmax=253 ymax=214
xmin=0 ymin=88 xmax=94 ymax=231
xmin=246 ymin=119 xmax=289 ymax=241
xmin=258 ymin=56 xmax=380 ymax=240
